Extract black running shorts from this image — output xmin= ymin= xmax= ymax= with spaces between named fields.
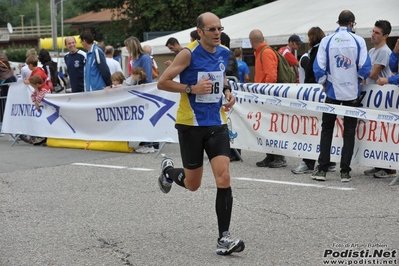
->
xmin=175 ymin=124 xmax=231 ymax=170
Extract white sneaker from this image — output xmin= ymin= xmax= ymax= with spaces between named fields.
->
xmin=291 ymin=161 xmax=312 ymax=174
xmin=135 ymin=146 xmax=155 ymax=154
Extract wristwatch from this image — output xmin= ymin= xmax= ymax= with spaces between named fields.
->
xmin=185 ymin=85 xmax=192 ymax=94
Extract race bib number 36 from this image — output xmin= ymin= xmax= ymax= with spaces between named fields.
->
xmin=195 ymin=71 xmax=223 ymax=103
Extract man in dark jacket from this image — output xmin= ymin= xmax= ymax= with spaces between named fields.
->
xmin=221 ymin=32 xmax=238 ymax=78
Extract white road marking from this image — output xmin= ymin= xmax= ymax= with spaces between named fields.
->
xmin=71 ymin=164 xmax=355 ymax=190
xmin=234 ymin=177 xmax=356 ymax=191
xmin=72 ymin=163 xmax=154 ymax=171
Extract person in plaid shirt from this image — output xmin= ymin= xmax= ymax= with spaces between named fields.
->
xmin=29 ymin=75 xmax=51 ymax=111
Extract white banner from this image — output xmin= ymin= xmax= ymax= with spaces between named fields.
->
xmin=228 ymin=82 xmax=399 ymax=169
xmin=1 ymin=82 xmax=180 ymax=142
xmin=2 ymin=81 xmax=399 ymax=169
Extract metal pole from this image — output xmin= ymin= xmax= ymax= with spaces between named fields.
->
xmin=20 ymin=15 xmax=25 ymax=37
xmin=61 ymin=0 xmax=64 ymax=55
xmin=36 ymin=2 xmax=40 ymax=37
xmin=54 ymin=0 xmax=58 ymax=52
xmin=51 ymin=0 xmax=58 ymax=52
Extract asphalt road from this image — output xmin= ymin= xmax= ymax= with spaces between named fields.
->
xmin=1 ymin=135 xmax=398 ymax=266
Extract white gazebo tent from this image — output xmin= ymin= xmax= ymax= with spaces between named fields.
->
xmin=122 ymin=0 xmax=399 ymax=57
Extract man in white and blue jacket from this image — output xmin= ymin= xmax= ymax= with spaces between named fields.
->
xmin=312 ymin=10 xmax=372 ymax=182
xmin=79 ymin=31 xmax=112 ymax=91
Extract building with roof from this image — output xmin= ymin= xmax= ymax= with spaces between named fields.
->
xmin=64 ymin=8 xmax=126 ymax=39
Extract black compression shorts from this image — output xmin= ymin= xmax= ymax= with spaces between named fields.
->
xmin=175 ymin=124 xmax=230 ymax=170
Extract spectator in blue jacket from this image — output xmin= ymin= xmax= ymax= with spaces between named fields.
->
xmin=79 ymin=31 xmax=111 ymax=91
xmin=377 ymin=38 xmax=399 ymax=86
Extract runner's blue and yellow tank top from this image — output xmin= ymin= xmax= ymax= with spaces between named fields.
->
xmin=177 ymin=40 xmax=230 ymax=126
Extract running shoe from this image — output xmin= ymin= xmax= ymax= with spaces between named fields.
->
xmin=216 ymin=231 xmax=245 ymax=256
xmin=373 ymin=169 xmax=397 ymax=178
xmin=268 ymin=158 xmax=287 ymax=168
xmin=328 ymin=164 xmax=336 ymax=172
xmin=291 ymin=161 xmax=312 ymax=174
xmin=157 ymin=156 xmax=174 ymax=194
xmin=256 ymin=156 xmax=272 ymax=167
xmin=341 ymin=172 xmax=352 ymax=182
xmin=136 ymin=146 xmax=155 ymax=154
xmin=311 ymin=169 xmax=326 ymax=181
xmin=364 ymin=168 xmax=380 ymax=176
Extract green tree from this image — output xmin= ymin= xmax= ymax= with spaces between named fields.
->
xmin=5 ymin=44 xmax=30 ymax=62
xmin=0 ymin=2 xmax=12 ymax=26
xmin=59 ymin=0 xmax=83 ymax=36
xmin=5 ymin=0 xmax=52 ymax=28
xmin=72 ymin=0 xmax=267 ymax=43
xmin=213 ymin=0 xmax=275 ymax=18
xmin=1 ymin=0 xmax=82 ymax=37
